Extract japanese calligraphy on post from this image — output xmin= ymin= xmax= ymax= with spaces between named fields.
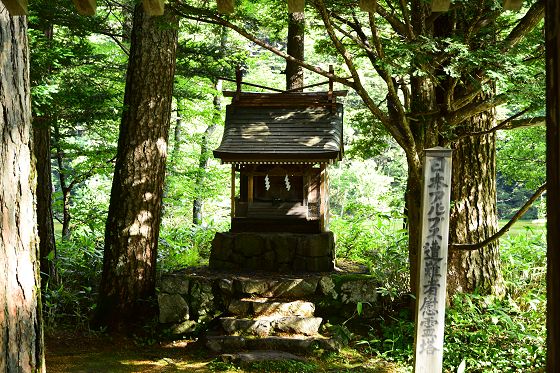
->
xmin=414 ymin=147 xmax=452 ymax=373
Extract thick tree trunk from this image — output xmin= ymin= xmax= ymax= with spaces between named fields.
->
xmin=33 ymin=121 xmax=58 ymax=287
xmin=448 ymin=108 xmax=505 ymax=296
xmin=286 ymin=12 xmax=305 ymax=91
xmin=0 ymin=7 xmax=45 ymax=372
xmin=546 ymin=0 xmax=560 ymax=368
xmin=96 ymin=5 xmax=178 ymax=330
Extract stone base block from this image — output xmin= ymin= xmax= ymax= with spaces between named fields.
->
xmin=209 ymin=232 xmax=335 ymax=273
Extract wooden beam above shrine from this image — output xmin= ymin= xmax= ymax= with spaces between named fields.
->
xmin=71 ymin=0 xmax=96 ymax=16
xmin=503 ymin=0 xmax=523 ymax=11
xmin=0 ymin=0 xmax=27 ymax=16
xmin=143 ymin=0 xmax=164 ymax=16
xmin=431 ymin=0 xmax=450 ymax=12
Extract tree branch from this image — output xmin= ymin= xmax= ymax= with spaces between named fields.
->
xmin=502 ymin=0 xmax=545 ymax=51
xmin=450 ymin=183 xmax=547 ymax=251
xmin=450 ymin=108 xmax=543 ymax=140
xmin=446 ymin=93 xmax=509 ymax=127
xmin=376 ymin=4 xmax=410 ymax=38
xmin=172 ymin=4 xmax=353 ymax=87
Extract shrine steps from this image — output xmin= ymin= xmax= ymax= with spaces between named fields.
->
xmin=157 ymin=266 xmax=381 ymax=357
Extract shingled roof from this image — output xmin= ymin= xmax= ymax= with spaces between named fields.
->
xmin=213 ymin=92 xmax=344 ymax=164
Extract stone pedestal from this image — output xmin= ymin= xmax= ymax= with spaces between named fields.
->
xmin=209 ymin=232 xmax=335 ymax=272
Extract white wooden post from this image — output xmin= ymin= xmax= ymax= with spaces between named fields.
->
xmin=414 ymin=147 xmax=452 ymax=373
xmin=431 ymin=0 xmax=450 ymax=12
xmin=287 ymin=0 xmax=304 ymax=13
xmin=0 ymin=0 xmax=27 ymax=15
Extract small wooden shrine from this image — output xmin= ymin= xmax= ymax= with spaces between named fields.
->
xmin=214 ymin=90 xmax=345 ymax=233
xmin=209 ymin=84 xmax=345 ymax=273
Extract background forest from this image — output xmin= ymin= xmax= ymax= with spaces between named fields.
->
xmin=29 ymin=0 xmax=546 ymax=371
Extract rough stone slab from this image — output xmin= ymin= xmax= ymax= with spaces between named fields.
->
xmin=273 ymin=316 xmax=322 ymax=336
xmin=235 ymin=278 xmax=270 ymax=295
xmin=245 ymin=336 xmax=340 ymax=352
xmin=205 ymin=335 xmax=340 ymax=353
xmin=227 ymin=299 xmax=252 ymax=316
xmin=234 ymin=233 xmax=265 ymax=257
xmin=221 ymin=316 xmax=322 ymax=336
xmin=306 ymin=256 xmax=334 ymax=272
xmin=221 ymin=350 xmax=306 ymax=364
xmin=253 ymin=300 xmax=315 ymax=318
xmin=220 ymin=317 xmax=273 ymax=337
xmin=206 ymin=335 xmax=247 ymax=353
xmin=228 ymin=298 xmax=315 ymax=318
xmin=340 ymin=279 xmax=378 ymax=304
xmin=170 ymin=320 xmax=197 ymax=335
xmin=266 ymin=278 xmax=319 ymax=298
xmin=158 ymin=294 xmax=189 ymax=324
xmin=159 ymin=275 xmax=190 ymax=295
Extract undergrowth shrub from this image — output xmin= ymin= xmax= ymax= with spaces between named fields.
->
xmin=330 ymin=208 xmax=410 ymax=300
xmin=158 ymin=221 xmax=227 ymax=272
xmin=43 ymin=232 xmax=104 ymax=331
xmin=350 ymin=222 xmax=546 ymax=372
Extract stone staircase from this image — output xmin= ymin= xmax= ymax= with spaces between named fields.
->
xmin=204 ymin=278 xmax=339 ymax=354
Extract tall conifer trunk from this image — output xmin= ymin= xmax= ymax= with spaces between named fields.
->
xmin=286 ymin=11 xmax=305 ymax=91
xmin=34 ymin=121 xmax=58 ymax=287
xmin=97 ymin=5 xmax=178 ymax=330
xmin=0 ymin=6 xmax=45 ymax=372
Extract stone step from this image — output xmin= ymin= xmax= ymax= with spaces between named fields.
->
xmin=205 ymin=335 xmax=340 ymax=354
xmin=220 ymin=316 xmax=323 ymax=337
xmin=232 ymin=277 xmax=320 ymax=298
xmin=228 ymin=298 xmax=315 ymax=318
xmin=220 ymin=350 xmax=306 ymax=365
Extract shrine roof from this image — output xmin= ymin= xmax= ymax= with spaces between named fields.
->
xmin=213 ymin=92 xmax=344 ymax=164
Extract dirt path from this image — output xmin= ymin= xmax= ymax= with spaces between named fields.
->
xmin=46 ymin=332 xmax=215 ymax=372
xmin=45 ymin=331 xmax=400 ymax=372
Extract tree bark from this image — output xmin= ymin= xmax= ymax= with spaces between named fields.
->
xmin=52 ymin=123 xmax=72 ymax=240
xmin=96 ymin=4 xmax=178 ymax=330
xmin=192 ymin=80 xmax=220 ymax=226
xmin=33 ymin=121 xmax=58 ymax=287
xmin=286 ymin=11 xmax=305 ymax=91
xmin=0 ymin=7 xmax=45 ymax=372
xmin=447 ymin=106 xmax=505 ymax=296
xmin=546 ymin=0 xmax=560 ymax=369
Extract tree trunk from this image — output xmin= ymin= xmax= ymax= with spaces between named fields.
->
xmin=286 ymin=11 xmax=305 ymax=91
xmin=546 ymin=0 xmax=560 ymax=367
xmin=96 ymin=5 xmax=178 ymax=330
xmin=447 ymin=108 xmax=505 ymax=296
xmin=0 ymin=7 xmax=45 ymax=372
xmin=33 ymin=121 xmax=58 ymax=287
xmin=192 ymin=80 xmax=220 ymax=226
xmin=53 ymin=123 xmax=72 ymax=240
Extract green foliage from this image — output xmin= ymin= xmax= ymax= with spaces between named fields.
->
xmin=352 ymin=224 xmax=546 ymax=372
xmin=208 ymin=358 xmax=319 ymax=373
xmin=331 ymin=210 xmax=410 ymax=301
xmin=497 ymin=126 xmax=546 ymax=191
xmin=158 ymin=223 xmax=225 ymax=271
xmin=243 ymin=360 xmax=319 ymax=373
xmin=43 ymin=232 xmax=104 ymax=330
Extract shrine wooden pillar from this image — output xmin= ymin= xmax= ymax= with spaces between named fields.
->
xmin=230 ymin=166 xmax=236 ymax=219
